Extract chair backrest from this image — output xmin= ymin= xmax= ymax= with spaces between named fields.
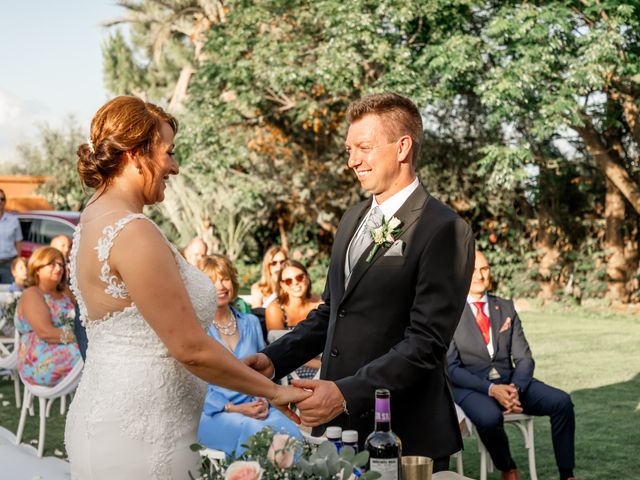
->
xmin=267 ymin=329 xmax=290 ymax=344
xmin=19 ymin=359 xmax=84 ymax=399
xmin=251 ymin=307 xmax=268 ymax=344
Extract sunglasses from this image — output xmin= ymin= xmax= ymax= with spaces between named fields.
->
xmin=281 ymin=273 xmax=306 ymax=286
xmin=269 ymin=259 xmax=286 ymax=267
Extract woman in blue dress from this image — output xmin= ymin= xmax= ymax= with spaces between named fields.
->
xmin=196 ymin=254 xmax=302 ymax=456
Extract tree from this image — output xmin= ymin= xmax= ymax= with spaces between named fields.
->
xmin=103 ymin=0 xmax=226 ymax=110
xmin=419 ymin=1 xmax=640 ymax=301
xmin=7 ymin=119 xmax=89 ymax=211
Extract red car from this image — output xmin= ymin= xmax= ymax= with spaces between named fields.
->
xmin=17 ymin=211 xmax=80 ymax=258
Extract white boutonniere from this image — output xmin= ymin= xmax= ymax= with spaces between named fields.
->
xmin=367 ymin=216 xmax=402 ymax=262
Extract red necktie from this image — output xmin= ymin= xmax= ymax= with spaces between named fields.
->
xmin=473 ymin=301 xmax=491 ymax=345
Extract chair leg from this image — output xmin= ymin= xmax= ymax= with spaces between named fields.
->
xmin=526 ymin=420 xmax=538 ymax=480
xmin=13 ymin=372 xmax=21 ymax=408
xmin=478 ymin=441 xmax=488 ymax=480
xmin=15 ymin=389 xmax=31 ymax=445
xmin=45 ymin=398 xmax=54 ymax=417
xmin=38 ymin=397 xmax=46 ymax=457
xmin=60 ymin=394 xmax=66 ymax=415
xmin=455 ymin=451 xmax=464 ymax=475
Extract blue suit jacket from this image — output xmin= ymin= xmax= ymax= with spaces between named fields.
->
xmin=447 ymin=294 xmax=534 ymax=404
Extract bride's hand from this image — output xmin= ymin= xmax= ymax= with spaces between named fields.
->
xmin=269 ymin=385 xmax=312 ymax=424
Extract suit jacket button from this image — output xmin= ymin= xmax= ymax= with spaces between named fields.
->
xmin=330 ymin=348 xmax=339 ymax=357
xmin=338 ymin=309 xmax=346 ymax=318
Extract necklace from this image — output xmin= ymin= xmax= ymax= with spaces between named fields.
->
xmin=212 ymin=308 xmax=237 ymax=336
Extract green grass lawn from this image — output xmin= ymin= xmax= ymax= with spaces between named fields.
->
xmin=1 ymin=307 xmax=639 ymax=478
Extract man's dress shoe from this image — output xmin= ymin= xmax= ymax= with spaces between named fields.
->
xmin=500 ymin=469 xmax=520 ymax=480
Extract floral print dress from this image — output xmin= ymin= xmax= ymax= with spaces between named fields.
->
xmin=16 ymin=293 xmax=81 ymax=387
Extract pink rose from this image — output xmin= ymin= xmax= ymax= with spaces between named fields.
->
xmin=267 ymin=433 xmax=295 ymax=469
xmin=224 ymin=461 xmax=263 ymax=480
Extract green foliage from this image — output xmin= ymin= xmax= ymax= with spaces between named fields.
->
xmin=97 ymin=0 xmax=640 ymax=300
xmin=192 ymin=427 xmax=380 ymax=479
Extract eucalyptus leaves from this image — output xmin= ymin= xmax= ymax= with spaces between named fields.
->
xmin=191 ymin=428 xmax=380 ymax=480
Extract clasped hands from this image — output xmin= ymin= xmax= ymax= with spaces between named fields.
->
xmin=244 ymin=353 xmax=345 ymax=427
xmin=489 ymin=383 xmax=523 ymax=414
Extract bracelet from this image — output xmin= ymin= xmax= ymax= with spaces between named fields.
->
xmin=342 ymin=399 xmax=349 ymax=416
xmin=60 ymin=325 xmax=74 ymax=344
xmin=224 ymin=403 xmax=232 ymax=412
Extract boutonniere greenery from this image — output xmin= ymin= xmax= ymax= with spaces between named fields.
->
xmin=367 ymin=216 xmax=402 ymax=262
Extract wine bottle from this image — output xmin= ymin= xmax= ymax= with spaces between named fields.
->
xmin=364 ymin=389 xmax=402 ymax=480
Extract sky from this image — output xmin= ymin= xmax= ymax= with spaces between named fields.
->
xmin=0 ymin=1 xmax=124 ymax=165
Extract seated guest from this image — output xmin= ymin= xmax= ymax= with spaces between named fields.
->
xmin=15 ymin=247 xmax=81 ymax=387
xmin=265 ymin=260 xmax=322 ymax=378
xmin=250 ymin=246 xmax=287 ymax=308
xmin=183 ymin=237 xmax=208 ymax=266
xmin=447 ymin=250 xmax=576 ymax=480
xmin=197 ymin=254 xmax=302 ymax=456
xmin=50 ymin=235 xmax=72 ymax=262
xmin=8 ymin=257 xmax=27 ymax=292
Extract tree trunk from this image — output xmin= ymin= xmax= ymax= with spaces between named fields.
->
xmin=536 ymin=219 xmax=561 ymax=301
xmin=574 ymin=117 xmax=640 ymax=214
xmin=277 ymin=217 xmax=288 ymax=252
xmin=604 ymin=180 xmax=628 ymax=302
xmin=168 ymin=65 xmax=194 ymax=113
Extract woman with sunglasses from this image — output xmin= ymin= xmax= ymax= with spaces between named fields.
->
xmin=265 ymin=260 xmax=322 ymax=378
xmin=15 ymin=246 xmax=81 ymax=387
xmin=250 ymin=246 xmax=288 ymax=308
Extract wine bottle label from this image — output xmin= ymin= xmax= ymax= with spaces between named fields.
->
xmin=369 ymin=458 xmax=398 ymax=480
xmin=375 ymin=398 xmax=391 ymax=422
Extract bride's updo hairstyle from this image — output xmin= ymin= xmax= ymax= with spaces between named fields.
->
xmin=77 ymin=96 xmax=178 ymax=190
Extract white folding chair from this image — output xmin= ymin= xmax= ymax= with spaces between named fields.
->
xmin=0 ymin=329 xmax=21 ymax=408
xmin=473 ymin=413 xmax=537 ymax=480
xmin=15 ymin=359 xmax=84 ymax=457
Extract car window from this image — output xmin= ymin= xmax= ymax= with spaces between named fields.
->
xmin=37 ymin=219 xmax=75 ymax=245
xmin=19 ymin=219 xmax=32 ymax=240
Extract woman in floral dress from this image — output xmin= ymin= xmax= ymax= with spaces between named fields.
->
xmin=16 ymin=246 xmax=80 ymax=387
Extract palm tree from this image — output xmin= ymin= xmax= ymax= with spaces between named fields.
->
xmin=105 ymin=0 xmax=226 ymax=111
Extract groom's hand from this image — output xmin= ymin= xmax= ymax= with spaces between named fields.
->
xmin=291 ymin=379 xmax=345 ymax=427
xmin=243 ymin=353 xmax=275 ymax=379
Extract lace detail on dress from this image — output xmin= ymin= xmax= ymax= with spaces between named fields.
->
xmin=65 ymin=212 xmax=217 ymax=479
xmin=96 ymin=213 xmax=147 ymax=299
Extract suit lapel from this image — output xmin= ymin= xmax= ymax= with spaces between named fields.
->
xmin=342 ymin=186 xmax=429 ymax=300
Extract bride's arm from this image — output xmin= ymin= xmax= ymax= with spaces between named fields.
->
xmin=110 ymin=221 xmax=309 ymax=412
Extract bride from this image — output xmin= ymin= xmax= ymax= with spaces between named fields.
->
xmin=64 ymin=96 xmax=309 ymax=479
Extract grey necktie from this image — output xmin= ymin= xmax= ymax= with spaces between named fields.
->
xmin=348 ymin=206 xmax=383 ymax=271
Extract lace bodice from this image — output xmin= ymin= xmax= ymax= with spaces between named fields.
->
xmin=65 ymin=212 xmax=217 ymax=479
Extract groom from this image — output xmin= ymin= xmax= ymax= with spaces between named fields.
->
xmin=245 ymin=92 xmax=474 ymax=470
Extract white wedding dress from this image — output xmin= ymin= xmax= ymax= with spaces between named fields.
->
xmin=65 ymin=213 xmax=216 ymax=479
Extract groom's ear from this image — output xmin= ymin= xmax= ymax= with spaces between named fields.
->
xmin=396 ymin=135 xmax=413 ymax=164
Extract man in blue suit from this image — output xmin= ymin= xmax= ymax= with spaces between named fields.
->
xmin=447 ymin=250 xmax=576 ymax=480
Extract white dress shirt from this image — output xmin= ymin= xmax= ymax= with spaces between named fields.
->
xmin=344 ymin=178 xmax=420 ymax=277
xmin=0 ymin=213 xmax=22 ymax=260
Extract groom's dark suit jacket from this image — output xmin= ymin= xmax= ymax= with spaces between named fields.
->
xmin=263 ymin=186 xmax=474 ymax=458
